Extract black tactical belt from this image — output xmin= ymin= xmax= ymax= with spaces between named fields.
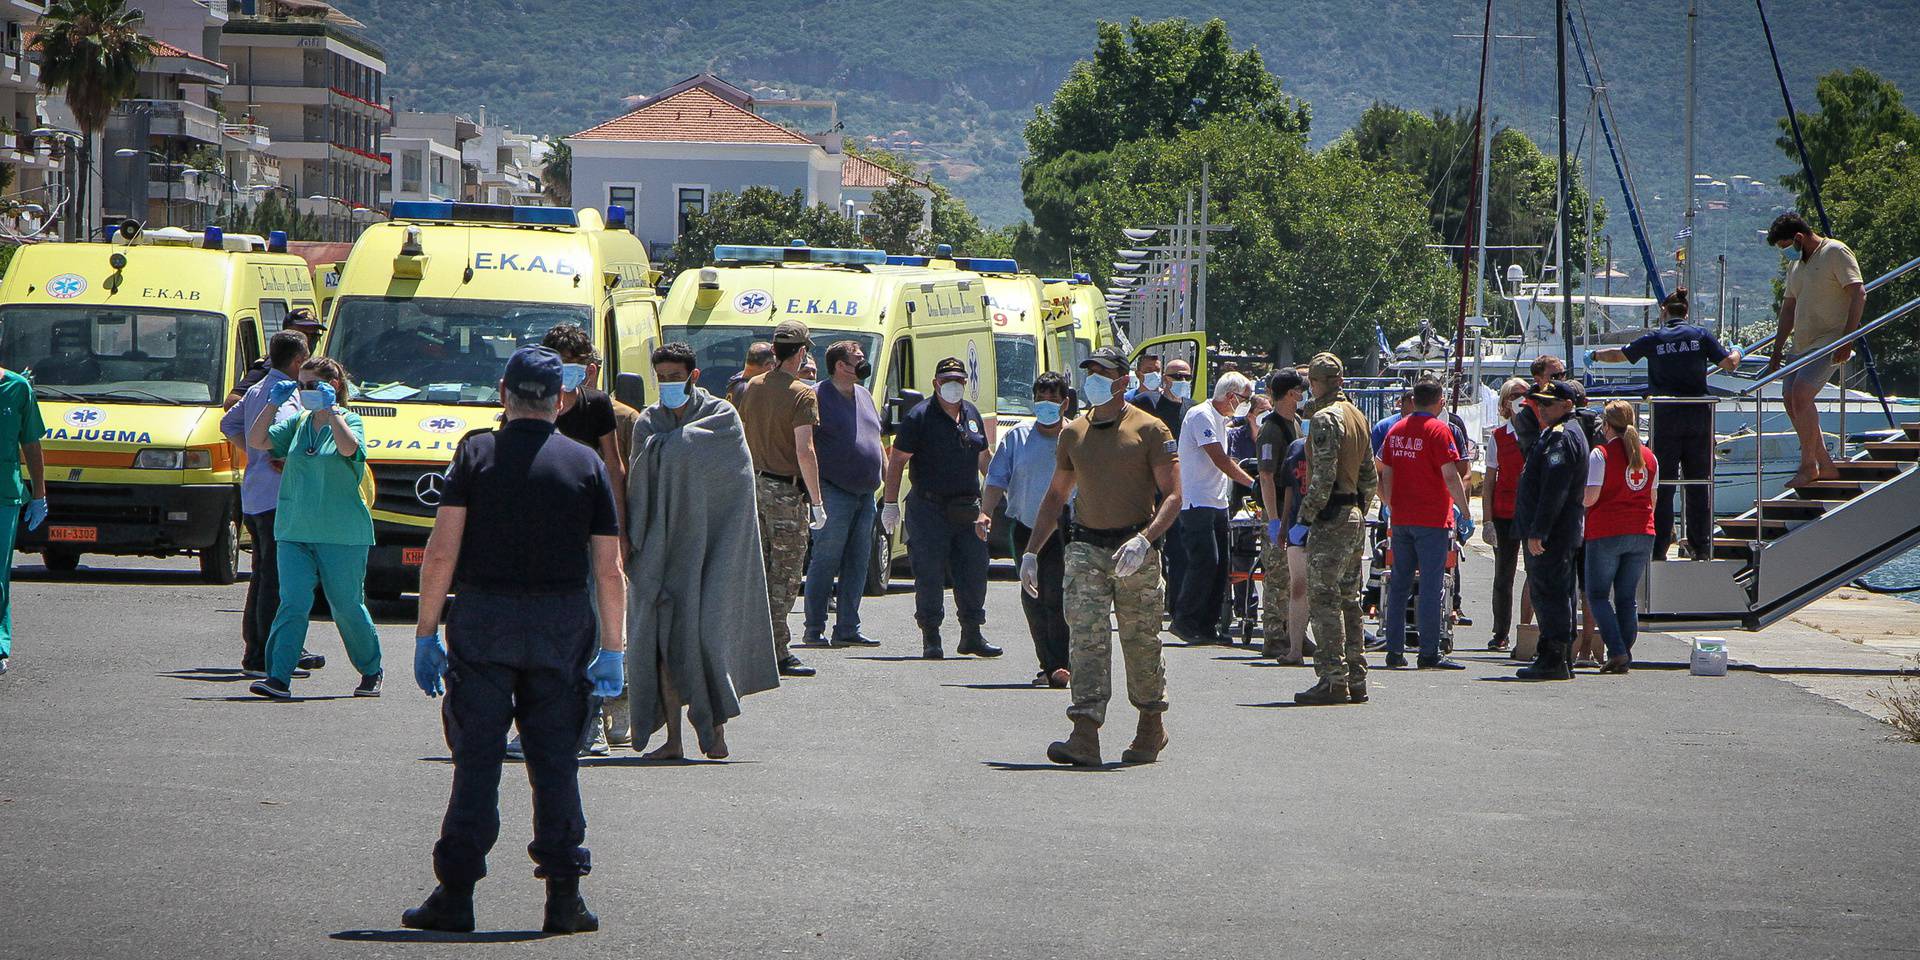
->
xmin=1071 ymin=522 xmax=1146 ymax=550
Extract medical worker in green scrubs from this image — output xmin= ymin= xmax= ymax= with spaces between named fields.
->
xmin=0 ymin=366 xmax=47 ymax=674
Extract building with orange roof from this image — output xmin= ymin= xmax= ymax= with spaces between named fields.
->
xmin=839 ymin=152 xmax=932 ymax=234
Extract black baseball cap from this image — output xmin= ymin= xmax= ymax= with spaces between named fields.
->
xmin=934 ymin=356 xmax=967 ymax=381
xmin=1080 ymin=347 xmax=1128 ymax=374
xmin=503 ymin=345 xmax=564 ymax=400
xmin=285 ymin=308 xmax=325 ymax=334
xmin=1529 ymin=379 xmax=1588 ymax=406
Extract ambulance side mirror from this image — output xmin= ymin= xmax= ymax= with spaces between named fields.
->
xmin=613 ymin=372 xmax=647 ymax=409
xmin=883 ymin=389 xmax=925 ymax=437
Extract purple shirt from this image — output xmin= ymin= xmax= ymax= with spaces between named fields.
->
xmin=814 ymin=379 xmax=884 ymax=495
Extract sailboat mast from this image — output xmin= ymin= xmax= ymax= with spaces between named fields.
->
xmin=1471 ymin=0 xmax=1495 ymax=401
xmin=1683 ymin=0 xmax=1698 ymax=290
xmin=1557 ymin=0 xmax=1573 ymax=363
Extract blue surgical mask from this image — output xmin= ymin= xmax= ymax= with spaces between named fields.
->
xmin=1169 ymin=379 xmax=1193 ymax=401
xmin=1141 ymin=372 xmax=1163 ymax=391
xmin=1033 ymin=400 xmax=1063 ymax=426
xmin=1780 ymin=243 xmax=1802 ymax=262
xmin=298 ymin=388 xmax=327 ymax=411
xmin=658 ymin=380 xmax=690 ymax=408
xmin=561 ymin=363 xmax=588 ymax=392
xmin=1082 ymin=373 xmax=1115 ymax=407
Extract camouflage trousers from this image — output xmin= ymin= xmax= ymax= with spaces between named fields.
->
xmin=1063 ymin=540 xmax=1168 ymax=726
xmin=756 ymin=476 xmax=810 ymax=651
xmin=1306 ymin=513 xmax=1368 ymax=685
xmin=1259 ymin=532 xmax=1290 ymax=655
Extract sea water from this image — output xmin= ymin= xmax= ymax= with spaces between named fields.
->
xmin=1858 ymin=547 xmax=1920 ymax=602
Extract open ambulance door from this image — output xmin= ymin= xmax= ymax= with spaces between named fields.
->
xmin=609 ymin=288 xmax=662 ymax=409
xmin=1129 ymin=332 xmax=1209 ymax=400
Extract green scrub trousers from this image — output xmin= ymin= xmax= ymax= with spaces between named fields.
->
xmin=0 ymin=503 xmax=17 ymax=659
xmin=266 ymin=540 xmax=382 ymax=683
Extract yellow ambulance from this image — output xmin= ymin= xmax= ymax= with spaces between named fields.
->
xmin=321 ymin=201 xmax=655 ymax=597
xmin=0 ymin=224 xmax=316 ymax=581
xmin=655 ymin=243 xmax=998 ymax=591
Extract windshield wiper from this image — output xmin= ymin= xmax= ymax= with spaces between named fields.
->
xmin=32 ymin=383 xmax=87 ymax=403
xmin=88 ymin=388 xmax=184 ymax=406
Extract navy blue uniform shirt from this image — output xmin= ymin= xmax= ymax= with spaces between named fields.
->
xmin=1623 ymin=322 xmax=1731 ymax=398
xmin=1513 ymin=418 xmax=1590 ymax=550
xmin=440 ymin=418 xmax=619 ymax=594
xmin=893 ymin=397 xmax=987 ymax=499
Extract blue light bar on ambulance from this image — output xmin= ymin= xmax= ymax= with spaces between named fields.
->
xmin=885 ymin=255 xmax=929 ymax=266
xmin=714 ymin=245 xmax=887 ymax=265
xmin=267 ymin=230 xmax=288 ymax=253
xmin=389 ymin=200 xmax=578 ymax=227
xmin=953 ymin=257 xmax=1019 ymax=273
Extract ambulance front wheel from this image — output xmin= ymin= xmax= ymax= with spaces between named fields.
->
xmin=42 ymin=548 xmax=80 ymax=574
xmin=864 ymin=516 xmax=890 ymax=597
xmin=201 ymin=512 xmax=239 ymax=585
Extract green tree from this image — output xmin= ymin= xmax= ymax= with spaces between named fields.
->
xmin=1084 ymin=119 xmax=1455 ymax=363
xmin=846 ymin=143 xmax=986 ymax=254
xmin=671 ymin=187 xmax=860 ymax=273
xmin=1777 ymin=68 xmax=1920 ymax=202
xmin=860 ymin=181 xmax=927 ymax=255
xmin=216 ymin=191 xmax=324 ymax=241
xmin=1021 ymin=17 xmax=1309 ymax=271
xmin=540 ymin=137 xmax=571 ymax=206
xmin=1823 ymin=138 xmax=1920 ymax=385
xmin=32 ymin=0 xmax=152 ymax=238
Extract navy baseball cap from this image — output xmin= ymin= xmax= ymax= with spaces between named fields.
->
xmin=503 ymin=345 xmax=564 ymax=400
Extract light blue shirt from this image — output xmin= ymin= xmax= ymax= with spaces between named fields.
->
xmin=219 ymin=367 xmax=299 ymax=516
xmin=986 ymin=421 xmax=1062 ymax=528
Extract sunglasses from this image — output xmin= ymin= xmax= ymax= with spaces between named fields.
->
xmin=1166 ymin=372 xmax=1194 ymax=381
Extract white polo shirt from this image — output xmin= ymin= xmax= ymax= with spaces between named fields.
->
xmin=1177 ymin=401 xmax=1233 ymax=509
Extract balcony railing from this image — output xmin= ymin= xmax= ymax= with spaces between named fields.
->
xmin=123 ymin=98 xmax=222 ymax=144
xmin=221 ymin=121 xmax=270 ymax=148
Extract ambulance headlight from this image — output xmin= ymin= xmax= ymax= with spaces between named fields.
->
xmin=134 ymin=448 xmax=211 ymax=470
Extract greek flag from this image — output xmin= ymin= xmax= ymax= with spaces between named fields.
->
xmin=1673 ymin=223 xmax=1693 ymax=242
xmin=1375 ymin=324 xmax=1395 ymax=363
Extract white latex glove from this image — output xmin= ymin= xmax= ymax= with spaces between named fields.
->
xmin=809 ymin=502 xmax=827 ymax=531
xmin=881 ymin=501 xmax=901 ymax=535
xmin=1112 ymin=534 xmax=1151 ymax=579
xmin=1019 ymin=552 xmax=1041 ymax=598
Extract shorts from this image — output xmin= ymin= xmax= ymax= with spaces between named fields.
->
xmin=1781 ymin=353 xmax=1836 ymax=394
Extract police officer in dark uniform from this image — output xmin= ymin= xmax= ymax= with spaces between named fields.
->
xmin=1588 ymin=288 xmax=1739 ymax=559
xmin=1513 ymin=379 xmax=1590 ymax=681
xmin=882 ymin=356 xmax=1001 ymax=660
xmin=404 ymin=346 xmax=628 ymax=935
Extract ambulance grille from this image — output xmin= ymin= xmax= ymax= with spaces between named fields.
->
xmin=372 ymin=462 xmax=444 ymax=520
xmin=349 ymin=405 xmax=397 ymax=418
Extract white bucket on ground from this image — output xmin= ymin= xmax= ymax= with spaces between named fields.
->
xmin=1691 ymin=636 xmax=1730 ymax=676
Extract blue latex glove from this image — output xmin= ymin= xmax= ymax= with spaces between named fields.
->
xmin=1582 ymin=349 xmax=1598 ymax=366
xmin=1455 ymin=506 xmax=1475 ymax=542
xmin=23 ymin=498 xmax=47 ymax=531
xmin=1266 ymin=519 xmax=1283 ymax=543
xmin=414 ymin=631 xmax=447 ymax=697
xmin=1288 ymin=523 xmax=1310 ymax=547
xmin=586 ymin=649 xmax=626 ymax=699
xmin=267 ymin=378 xmax=298 ymax=406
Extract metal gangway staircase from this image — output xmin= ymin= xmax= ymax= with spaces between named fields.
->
xmin=1643 ymin=256 xmax=1920 ymax=631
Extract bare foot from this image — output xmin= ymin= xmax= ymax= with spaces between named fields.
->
xmin=1815 ymin=464 xmax=1843 ymax=481
xmin=1786 ymin=469 xmax=1816 ymax=488
xmin=703 ymin=726 xmax=729 ymax=761
xmin=641 ymin=742 xmax=683 ymax=761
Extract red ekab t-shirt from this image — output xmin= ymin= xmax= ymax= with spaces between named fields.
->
xmin=1383 ymin=412 xmax=1463 ymax=528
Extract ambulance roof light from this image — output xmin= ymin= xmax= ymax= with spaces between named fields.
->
xmin=388 ymin=200 xmax=577 ymax=227
xmin=885 ymin=255 xmax=929 ymax=267
xmin=934 ymin=243 xmax=953 ymax=257
xmin=267 ymin=230 xmax=288 ymax=253
xmin=1074 ymin=272 xmax=1091 ymax=284
xmin=202 ymin=226 xmax=224 ymax=250
xmin=790 ymin=238 xmax=808 ymax=247
xmin=400 ymin=225 xmax=424 ymax=257
xmin=714 ymin=244 xmax=887 ymax=266
xmin=605 ymin=204 xmax=627 ymax=229
xmin=953 ymin=257 xmax=1019 ymax=273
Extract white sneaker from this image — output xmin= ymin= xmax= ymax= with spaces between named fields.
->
xmin=605 ymin=703 xmax=632 ymax=748
xmin=582 ymin=723 xmax=609 ymax=757
xmin=504 ymin=733 xmax=525 ymax=761
xmin=0 ymin=656 xmax=9 ymax=675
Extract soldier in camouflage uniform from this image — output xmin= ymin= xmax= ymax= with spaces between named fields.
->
xmin=1295 ymin=352 xmax=1378 ymax=705
xmin=738 ymin=319 xmax=828 ymax=678
xmin=1020 ymin=347 xmax=1185 ymax=767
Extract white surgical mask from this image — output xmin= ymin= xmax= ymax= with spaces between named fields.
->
xmin=1232 ymin=400 xmax=1252 ymax=419
xmin=1081 ymin=373 xmax=1115 ymax=406
xmin=938 ymin=381 xmax=965 ymax=404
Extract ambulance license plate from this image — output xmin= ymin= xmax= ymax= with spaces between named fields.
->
xmin=402 ymin=547 xmax=425 ymax=566
xmin=49 ymin=525 xmax=97 ymax=543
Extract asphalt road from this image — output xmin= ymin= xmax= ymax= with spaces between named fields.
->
xmin=1 ymin=551 xmax=1915 ymax=960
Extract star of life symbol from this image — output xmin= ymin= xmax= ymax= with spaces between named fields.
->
xmin=735 ymin=290 xmax=771 ymax=315
xmin=48 ymin=274 xmax=86 ymax=299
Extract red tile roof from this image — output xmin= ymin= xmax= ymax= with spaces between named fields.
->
xmin=841 ymin=153 xmax=929 ymax=189
xmin=570 ymin=87 xmax=814 ymax=145
xmin=147 ymin=39 xmax=228 ymax=71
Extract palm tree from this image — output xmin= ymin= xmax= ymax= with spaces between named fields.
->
xmin=540 ymin=138 xmax=571 ymax=206
xmin=32 ymin=0 xmax=152 ymax=239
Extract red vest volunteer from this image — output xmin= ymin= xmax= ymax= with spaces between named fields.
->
xmin=1585 ymin=436 xmax=1659 ymax=539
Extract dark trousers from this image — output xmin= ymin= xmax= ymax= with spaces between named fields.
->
xmin=1162 ymin=514 xmax=1187 ymax=616
xmin=240 ymin=511 xmax=277 ymax=671
xmin=1525 ymin=540 xmax=1579 ymax=663
xmin=434 ymin=591 xmax=594 ymax=887
xmin=1652 ymin=404 xmax=1713 ymax=558
xmin=1174 ymin=507 xmax=1230 ymax=638
xmin=1014 ymin=521 xmax=1069 ymax=673
xmin=1490 ymin=516 xmax=1521 ymax=641
xmin=904 ymin=494 xmax=988 ymax=631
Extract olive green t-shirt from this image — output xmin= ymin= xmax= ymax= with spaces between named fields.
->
xmin=739 ymin=367 xmax=819 ymax=477
xmin=268 ymin=410 xmax=373 ymax=546
xmin=1784 ymin=237 xmax=1865 ymax=355
xmin=1054 ymin=402 xmax=1177 ymax=530
xmin=0 ymin=370 xmax=46 ymax=505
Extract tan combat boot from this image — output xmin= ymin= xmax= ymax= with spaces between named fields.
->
xmin=1046 ymin=716 xmax=1102 ymax=766
xmin=1120 ymin=711 xmax=1168 ymax=764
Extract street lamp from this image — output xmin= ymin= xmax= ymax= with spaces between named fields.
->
xmin=116 ymin=147 xmax=180 ymax=227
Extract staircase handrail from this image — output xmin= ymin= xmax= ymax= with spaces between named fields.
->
xmin=1736 ymin=292 xmax=1920 ymax=396
xmin=1732 ymin=252 xmax=1920 ymax=361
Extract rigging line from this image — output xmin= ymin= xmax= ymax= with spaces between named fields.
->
xmin=1755 ymin=0 xmax=1895 ymax=428
xmin=1567 ymin=0 xmax=1666 ymax=303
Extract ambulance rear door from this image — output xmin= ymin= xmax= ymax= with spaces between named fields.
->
xmin=902 ymin=277 xmax=997 ymax=425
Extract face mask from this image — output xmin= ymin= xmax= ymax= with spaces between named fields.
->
xmin=561 ymin=363 xmax=588 ymax=392
xmin=298 ymin=388 xmax=328 ymax=411
xmin=1169 ymin=379 xmax=1193 ymax=401
xmin=1141 ymin=372 xmax=1163 ymax=391
xmin=1780 ymin=243 xmax=1802 ymax=262
xmin=1032 ymin=400 xmax=1063 ymax=426
xmin=658 ymin=380 xmax=690 ymax=408
xmin=938 ymin=381 xmax=965 ymax=404
xmin=853 ymin=360 xmax=872 ymax=380
xmin=1232 ymin=400 xmax=1252 ymax=419
xmin=1081 ymin=373 xmax=1115 ymax=407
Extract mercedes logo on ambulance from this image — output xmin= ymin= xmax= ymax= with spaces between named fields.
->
xmin=415 ymin=471 xmax=447 ymax=507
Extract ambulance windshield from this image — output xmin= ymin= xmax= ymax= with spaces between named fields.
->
xmin=993 ymin=333 xmax=1039 ymax=416
xmin=330 ymin=296 xmax=594 ymax=404
xmin=663 ymin=325 xmax=881 ymax=394
xmin=0 ymin=305 xmax=227 ymax=404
